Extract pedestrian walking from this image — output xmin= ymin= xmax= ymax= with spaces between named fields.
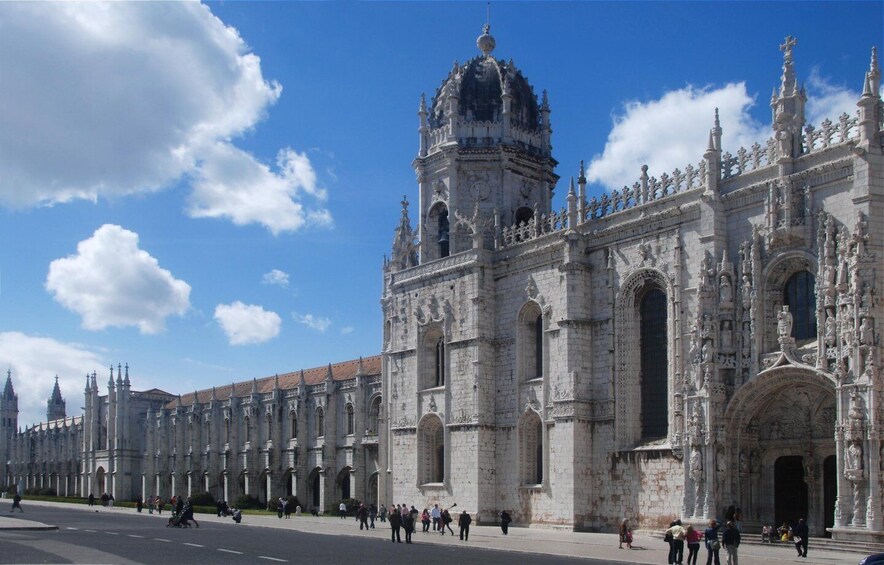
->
xmin=792 ymin=518 xmax=809 ymax=557
xmin=665 ymin=519 xmax=686 ymax=565
xmin=441 ymin=507 xmax=454 ymax=535
xmin=458 ymin=509 xmax=472 ymax=541
xmin=722 ymin=520 xmax=740 ymax=565
xmin=156 ymin=497 xmax=164 ymax=515
xmin=403 ymin=507 xmax=415 ymax=543
xmin=368 ymin=503 xmax=377 ymax=528
xmin=421 ymin=508 xmax=431 ymax=532
xmin=686 ymin=524 xmax=702 ymax=565
xmin=88 ymin=493 xmax=95 ymax=507
xmin=619 ymin=518 xmax=632 ymax=549
xmin=500 ymin=510 xmax=512 ymax=535
xmin=358 ymin=504 xmax=369 ymax=530
xmin=339 ymin=501 xmax=347 ymax=519
xmin=378 ymin=503 xmax=387 ymax=523
xmin=277 ymin=497 xmax=284 ymax=519
xmin=283 ymin=499 xmax=291 ymax=519
xmin=147 ymin=495 xmax=154 ymax=514
xmin=10 ymin=493 xmax=23 ymax=512
xmin=704 ymin=519 xmax=721 ymax=565
xmin=108 ymin=494 xmax=114 ymax=508
xmin=431 ymin=503 xmax=441 ymax=531
xmin=136 ymin=496 xmax=143 ymax=513
xmin=181 ymin=498 xmax=199 ymax=528
xmin=389 ymin=506 xmax=402 ymax=543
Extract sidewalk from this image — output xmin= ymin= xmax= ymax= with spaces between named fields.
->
xmin=14 ymin=499 xmax=872 ymax=564
xmin=0 ymin=513 xmax=57 ymax=531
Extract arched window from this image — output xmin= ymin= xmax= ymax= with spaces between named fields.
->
xmin=290 ymin=413 xmax=298 ymax=440
xmin=640 ymin=288 xmax=668 ymax=440
xmin=369 ymin=397 xmax=382 ymax=434
xmin=515 ymin=207 xmax=534 ymax=226
xmin=345 ymin=404 xmax=355 ymax=436
xmin=519 ymin=304 xmax=544 ymax=382
xmin=784 ymin=270 xmax=817 ymax=341
xmin=315 ymin=408 xmax=325 ymax=439
xmin=519 ymin=412 xmax=544 ymax=485
xmin=243 ymin=416 xmax=250 ymax=444
xmin=438 ymin=209 xmax=450 ymax=258
xmin=419 ymin=416 xmax=445 ymax=484
xmin=435 ymin=337 xmax=446 ymax=387
xmin=224 ymin=418 xmax=230 ymax=444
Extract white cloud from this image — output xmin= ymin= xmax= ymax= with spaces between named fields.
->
xmin=262 ymin=269 xmax=290 ymax=287
xmin=340 ymin=326 xmax=354 ymax=335
xmin=586 ymin=78 xmax=858 ymax=191
xmin=189 ymin=145 xmax=332 ymax=235
xmin=296 ymin=313 xmax=332 ymax=333
xmin=0 ymin=332 xmax=105 ymax=426
xmin=215 ymin=301 xmax=281 ymax=345
xmin=0 ymin=2 xmax=331 ymax=233
xmin=46 ymin=225 xmax=191 ymax=334
xmin=805 ymin=69 xmax=860 ymax=128
xmin=587 ymin=83 xmax=766 ymax=191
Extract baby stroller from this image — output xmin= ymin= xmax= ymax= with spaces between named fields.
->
xmin=166 ymin=511 xmax=191 ymax=528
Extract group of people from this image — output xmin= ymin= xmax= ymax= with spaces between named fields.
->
xmin=662 ymin=519 xmax=742 ymax=565
xmin=761 ymin=519 xmax=809 ymax=557
xmin=381 ymin=503 xmax=472 ymax=543
xmin=86 ymin=492 xmax=114 ymax=508
xmin=275 ymin=497 xmax=298 ymax=519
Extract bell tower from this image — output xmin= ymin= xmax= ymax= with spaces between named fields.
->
xmin=1 ymin=370 xmax=19 ymax=478
xmin=47 ymin=376 xmax=66 ymax=422
xmin=413 ymin=25 xmax=558 ymax=262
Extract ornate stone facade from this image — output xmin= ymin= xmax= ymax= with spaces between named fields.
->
xmin=381 ymin=30 xmax=884 ymax=543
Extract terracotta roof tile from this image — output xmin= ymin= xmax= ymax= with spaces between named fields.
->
xmin=167 ymin=355 xmax=381 ymax=409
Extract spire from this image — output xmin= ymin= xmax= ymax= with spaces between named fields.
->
xmin=116 ymin=363 xmax=123 ymax=385
xmin=91 ymin=371 xmax=98 ymax=392
xmin=211 ymin=386 xmax=217 ymax=401
xmin=779 ymin=35 xmax=798 ymax=97
xmin=418 ymin=93 xmax=429 ymax=157
xmin=389 ymin=195 xmax=418 ymax=272
xmin=2 ymin=369 xmax=15 ymax=400
xmin=49 ymin=376 xmax=63 ymax=404
xmin=274 ymin=374 xmax=280 ymax=390
xmin=108 ymin=365 xmax=115 ymax=388
xmin=251 ymin=377 xmax=257 ymax=395
xmin=229 ymin=382 xmax=236 ymax=399
xmin=299 ymin=369 xmax=306 ymax=387
xmin=357 ymin=357 xmax=365 ymax=376
xmin=326 ymin=363 xmax=334 ymax=384
xmin=124 ymin=363 xmax=130 ymax=387
xmin=85 ymin=373 xmax=91 ymax=394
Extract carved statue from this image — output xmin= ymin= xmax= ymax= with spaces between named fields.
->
xmin=720 ymin=275 xmax=733 ymax=304
xmin=701 ymin=315 xmax=714 ymax=340
xmin=825 ymin=313 xmax=837 ymax=346
xmin=702 ymin=341 xmax=713 ymax=364
xmin=860 ymin=317 xmax=874 ymax=346
xmin=739 ymin=450 xmax=748 ymax=473
xmin=742 ymin=322 xmax=751 ymax=349
xmin=741 ymin=275 xmax=752 ymax=310
xmin=721 ymin=322 xmax=733 ymax=349
xmin=845 ymin=440 xmax=864 ymax=475
xmin=777 ymin=306 xmax=793 ymax=339
xmin=690 ymin=445 xmax=703 ymax=481
xmin=688 ymin=323 xmax=700 ymax=364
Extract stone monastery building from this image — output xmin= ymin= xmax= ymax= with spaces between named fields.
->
xmin=2 ymin=28 xmax=884 ymax=543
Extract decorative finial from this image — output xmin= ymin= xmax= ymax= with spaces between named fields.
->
xmin=779 ymin=35 xmax=798 ymax=96
xmin=714 ymin=107 xmax=720 ymax=129
xmin=477 ymin=23 xmax=495 ymax=57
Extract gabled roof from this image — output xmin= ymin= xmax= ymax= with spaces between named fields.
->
xmin=167 ymin=355 xmax=381 ymax=409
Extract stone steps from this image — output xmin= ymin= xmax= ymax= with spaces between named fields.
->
xmin=637 ymin=530 xmax=884 ymax=557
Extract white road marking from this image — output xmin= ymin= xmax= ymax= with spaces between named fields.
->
xmin=183 ymin=543 xmax=204 ymax=548
xmin=218 ymin=549 xmax=243 ymax=555
xmin=258 ymin=557 xmax=287 ymax=563
xmin=106 ymin=532 xmax=119 ymax=535
xmin=154 ymin=538 xmax=172 ymax=542
xmin=83 ymin=529 xmax=96 ymax=532
xmin=128 ymin=534 xmax=144 ymax=538
xmin=66 ymin=527 xmax=78 ymax=530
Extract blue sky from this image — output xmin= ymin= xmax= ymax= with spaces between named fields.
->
xmin=0 ymin=1 xmax=880 ymax=425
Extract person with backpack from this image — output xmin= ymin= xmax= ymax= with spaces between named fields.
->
xmin=388 ymin=505 xmax=402 ymax=543
xmin=500 ymin=510 xmax=512 ymax=535
xmin=721 ymin=520 xmax=740 ymax=565
xmin=441 ymin=507 xmax=454 ymax=535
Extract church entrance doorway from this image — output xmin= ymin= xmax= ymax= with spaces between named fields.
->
xmin=307 ymin=467 xmax=321 ymax=510
xmin=96 ymin=467 xmax=106 ymax=495
xmin=823 ymin=455 xmax=836 ymax=537
xmin=774 ymin=456 xmax=807 ymax=527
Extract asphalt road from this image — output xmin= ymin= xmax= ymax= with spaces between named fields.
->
xmin=0 ymin=506 xmax=605 ymax=564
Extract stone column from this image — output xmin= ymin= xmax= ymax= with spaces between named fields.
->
xmin=266 ymin=472 xmax=272 ymax=502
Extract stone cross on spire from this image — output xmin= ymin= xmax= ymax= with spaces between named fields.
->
xmin=779 ymin=35 xmax=798 ymax=96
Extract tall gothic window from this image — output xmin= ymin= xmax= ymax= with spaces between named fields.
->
xmin=519 ymin=412 xmax=544 ymax=485
xmin=784 ymin=270 xmax=817 ymax=341
xmin=345 ymin=404 xmax=355 ymax=436
xmin=369 ymin=397 xmax=382 ymax=434
xmin=438 ymin=209 xmax=450 ymax=258
xmin=315 ymin=408 xmax=324 ymax=439
xmin=290 ymin=413 xmax=298 ymax=440
xmin=640 ymin=288 xmax=668 ymax=440
xmin=419 ymin=415 xmax=445 ymax=484
xmin=534 ymin=315 xmax=543 ymax=379
xmin=435 ymin=337 xmax=446 ymax=387
xmin=243 ymin=416 xmax=250 ymax=444
xmin=520 ymin=304 xmax=544 ymax=382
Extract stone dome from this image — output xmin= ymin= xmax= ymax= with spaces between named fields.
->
xmin=428 ymin=36 xmax=541 ymax=134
